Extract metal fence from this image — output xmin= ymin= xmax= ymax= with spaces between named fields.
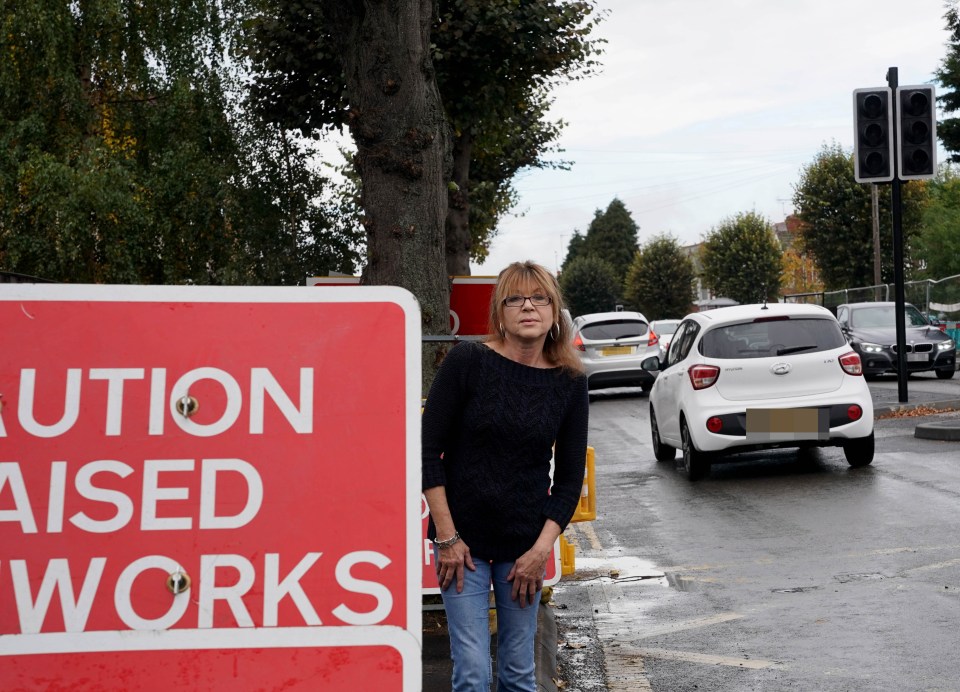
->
xmin=783 ymin=274 xmax=960 ymax=343
xmin=783 ymin=274 xmax=960 ymax=314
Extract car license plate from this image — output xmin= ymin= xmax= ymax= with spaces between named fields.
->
xmin=599 ymin=345 xmax=634 ymax=356
xmin=745 ymin=407 xmax=828 ymax=442
xmin=906 ymin=352 xmax=929 ymax=362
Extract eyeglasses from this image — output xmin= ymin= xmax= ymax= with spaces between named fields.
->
xmin=503 ymin=294 xmax=552 ymax=308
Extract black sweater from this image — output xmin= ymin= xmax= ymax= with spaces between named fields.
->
xmin=422 ymin=341 xmax=589 ymax=562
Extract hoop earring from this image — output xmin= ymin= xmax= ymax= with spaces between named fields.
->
xmin=551 ymin=322 xmax=560 ymax=340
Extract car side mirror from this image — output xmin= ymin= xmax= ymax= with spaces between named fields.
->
xmin=641 ymin=355 xmax=661 ymax=372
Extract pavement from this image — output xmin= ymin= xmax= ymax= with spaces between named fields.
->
xmin=421 ymin=379 xmax=960 ymax=691
xmin=868 ymin=379 xmax=960 ymax=415
xmin=870 ymin=376 xmax=960 ymax=439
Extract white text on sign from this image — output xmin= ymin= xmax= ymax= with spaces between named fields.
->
xmin=1 ymin=364 xmax=397 ymax=635
xmin=0 ymin=367 xmax=314 ymax=437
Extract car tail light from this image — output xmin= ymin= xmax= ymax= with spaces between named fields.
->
xmin=839 ymin=351 xmax=863 ymax=376
xmin=648 ymin=329 xmax=659 ymax=347
xmin=573 ymin=333 xmax=585 ymax=352
xmin=706 ymin=416 xmax=723 ymax=433
xmin=847 ymin=405 xmax=863 ymax=421
xmin=688 ymin=364 xmax=720 ymax=390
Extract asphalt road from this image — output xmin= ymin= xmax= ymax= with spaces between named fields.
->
xmin=553 ymin=376 xmax=960 ymax=691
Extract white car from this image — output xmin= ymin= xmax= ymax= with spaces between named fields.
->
xmin=644 ymin=303 xmax=875 ymax=480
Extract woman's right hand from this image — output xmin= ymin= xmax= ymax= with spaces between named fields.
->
xmin=437 ymin=539 xmax=475 ymax=593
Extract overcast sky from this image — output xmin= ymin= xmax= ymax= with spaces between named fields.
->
xmin=468 ymin=0 xmax=953 ymax=276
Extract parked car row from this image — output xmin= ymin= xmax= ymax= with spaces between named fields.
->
xmin=566 ymin=300 xmax=956 ymax=481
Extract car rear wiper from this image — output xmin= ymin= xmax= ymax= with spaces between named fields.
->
xmin=776 ymin=344 xmax=816 ymax=356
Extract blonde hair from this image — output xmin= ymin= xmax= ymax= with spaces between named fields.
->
xmin=487 ymin=261 xmax=583 ymax=374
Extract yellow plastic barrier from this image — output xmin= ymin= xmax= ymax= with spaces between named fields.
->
xmin=559 ymin=534 xmax=576 ymax=576
xmin=570 ymin=445 xmax=596 ymax=523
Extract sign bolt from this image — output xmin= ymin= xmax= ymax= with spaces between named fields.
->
xmin=176 ymin=394 xmax=198 ymax=418
xmin=166 ymin=567 xmax=192 ymax=595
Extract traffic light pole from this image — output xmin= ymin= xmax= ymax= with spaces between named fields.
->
xmin=887 ymin=66 xmax=909 ymax=404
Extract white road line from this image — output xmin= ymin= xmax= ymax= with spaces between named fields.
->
xmin=627 ymin=612 xmax=745 ymax=640
xmin=627 ymin=647 xmax=782 ymax=670
xmin=902 ymin=557 xmax=960 ymax=575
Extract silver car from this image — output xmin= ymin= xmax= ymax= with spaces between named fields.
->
xmin=572 ymin=311 xmax=660 ymax=392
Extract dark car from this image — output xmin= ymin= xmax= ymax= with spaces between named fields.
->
xmin=836 ymin=302 xmax=956 ymax=379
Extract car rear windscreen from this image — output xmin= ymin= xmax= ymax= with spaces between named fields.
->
xmin=653 ymin=321 xmax=680 ymax=335
xmin=700 ymin=318 xmax=846 ymax=359
xmin=580 ymin=320 xmax=648 ymax=340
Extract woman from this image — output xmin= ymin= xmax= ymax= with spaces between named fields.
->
xmin=422 ymin=260 xmax=589 ymax=691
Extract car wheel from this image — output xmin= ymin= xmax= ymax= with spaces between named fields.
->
xmin=843 ymin=432 xmax=875 ymax=468
xmin=935 ymin=368 xmax=955 ymax=380
xmin=650 ymin=406 xmax=676 ymax=462
xmin=640 ymin=382 xmax=653 ymax=393
xmin=680 ymin=418 xmax=709 ymax=481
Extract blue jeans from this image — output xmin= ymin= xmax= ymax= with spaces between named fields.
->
xmin=437 ymin=554 xmax=541 ymax=692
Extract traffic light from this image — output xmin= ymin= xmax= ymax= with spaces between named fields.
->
xmin=896 ymin=85 xmax=936 ymax=180
xmin=853 ymin=87 xmax=894 ymax=183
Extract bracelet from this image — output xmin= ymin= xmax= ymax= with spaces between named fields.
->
xmin=433 ymin=532 xmax=461 ymax=549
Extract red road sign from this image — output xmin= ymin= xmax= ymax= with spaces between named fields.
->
xmin=420 ymin=497 xmax=561 ymax=595
xmin=448 ymin=277 xmax=496 ymax=337
xmin=0 ymin=285 xmax=422 ymax=690
xmin=309 ymin=276 xmax=496 ymax=338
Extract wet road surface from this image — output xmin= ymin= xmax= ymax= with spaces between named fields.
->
xmin=554 ymin=379 xmax=960 ymax=691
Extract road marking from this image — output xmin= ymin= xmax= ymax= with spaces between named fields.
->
xmin=628 ymin=612 xmax=745 ymax=640
xmin=627 ymin=647 xmax=782 ymax=670
xmin=565 ymin=526 xmax=657 ymax=690
xmin=581 ymin=520 xmax=604 ymax=550
xmin=660 ymin=557 xmax=777 ymax=572
xmin=659 ymin=544 xmax=960 ymax=576
xmin=569 ymin=521 xmax=604 ymax=551
xmin=902 ymin=557 xmax=960 ymax=575
xmin=604 ymin=654 xmax=653 ymax=691
xmin=852 ymin=544 xmax=960 ymax=557
xmin=562 ymin=525 xmax=788 ymax=685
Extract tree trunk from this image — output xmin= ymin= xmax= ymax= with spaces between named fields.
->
xmin=329 ymin=0 xmax=452 ymax=393
xmin=445 ymin=131 xmax=473 ymax=276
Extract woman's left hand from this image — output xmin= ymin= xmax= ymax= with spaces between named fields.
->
xmin=507 ymin=544 xmax=550 ymax=608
